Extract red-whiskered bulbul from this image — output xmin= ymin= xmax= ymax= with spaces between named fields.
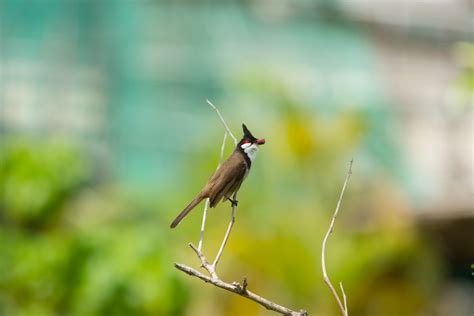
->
xmin=170 ymin=124 xmax=265 ymax=228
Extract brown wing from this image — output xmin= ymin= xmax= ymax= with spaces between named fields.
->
xmin=205 ymin=151 xmax=248 ymax=208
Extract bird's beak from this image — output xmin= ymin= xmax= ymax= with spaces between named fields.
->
xmin=256 ymin=138 xmax=266 ymax=145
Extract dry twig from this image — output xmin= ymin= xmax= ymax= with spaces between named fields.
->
xmin=206 ymin=99 xmax=238 ymax=145
xmin=175 ymin=263 xmax=308 ymax=316
xmin=198 ymin=132 xmax=228 ymax=252
xmin=213 ymin=191 xmax=237 ymax=268
xmin=321 ymin=159 xmax=353 ymax=316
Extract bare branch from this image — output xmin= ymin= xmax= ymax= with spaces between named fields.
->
xmin=218 ymin=133 xmax=228 ymax=164
xmin=321 ymin=159 xmax=353 ymax=316
xmin=192 ymin=102 xmax=238 ymax=280
xmin=192 ymin=193 xmax=238 ymax=279
xmin=198 ymin=133 xmax=228 ymax=252
xmin=175 ymin=263 xmax=308 ymax=316
xmin=213 ymin=191 xmax=237 ymax=269
xmin=189 ymin=242 xmax=218 ymax=279
xmin=206 ymin=99 xmax=238 ymax=145
xmin=339 ymin=282 xmax=348 ymax=315
xmin=197 ymin=199 xmax=210 ymax=252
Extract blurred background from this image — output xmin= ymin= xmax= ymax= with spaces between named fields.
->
xmin=0 ymin=1 xmax=473 ymax=315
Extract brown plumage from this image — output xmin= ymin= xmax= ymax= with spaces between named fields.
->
xmin=170 ymin=124 xmax=265 ymax=229
xmin=170 ymin=149 xmax=248 ymax=228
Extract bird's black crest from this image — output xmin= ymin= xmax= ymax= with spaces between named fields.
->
xmin=242 ymin=124 xmax=257 ymax=141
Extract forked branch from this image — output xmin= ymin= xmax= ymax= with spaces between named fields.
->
xmin=175 ymin=263 xmax=308 ymax=316
xmin=321 ymin=159 xmax=353 ymax=316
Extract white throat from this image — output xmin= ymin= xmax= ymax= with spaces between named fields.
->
xmin=241 ymin=142 xmax=259 ymax=162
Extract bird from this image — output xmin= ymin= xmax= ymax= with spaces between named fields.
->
xmin=170 ymin=124 xmax=265 ymax=228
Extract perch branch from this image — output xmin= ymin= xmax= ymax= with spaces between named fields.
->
xmin=189 ymin=242 xmax=218 ymax=279
xmin=321 ymin=159 xmax=353 ymax=316
xmin=206 ymin=99 xmax=238 ymax=145
xmin=213 ymin=191 xmax=237 ymax=268
xmin=175 ymin=263 xmax=308 ymax=316
xmin=340 ymin=282 xmax=348 ymax=314
xmin=189 ymin=192 xmax=238 ymax=279
xmin=197 ymin=199 xmax=210 ymax=252
xmin=198 ymin=133 xmax=228 ymax=252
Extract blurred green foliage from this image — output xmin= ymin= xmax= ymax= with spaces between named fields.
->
xmin=0 ymin=138 xmax=88 ymax=228
xmin=0 ymin=139 xmax=189 ymax=316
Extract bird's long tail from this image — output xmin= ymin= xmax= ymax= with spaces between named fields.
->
xmin=170 ymin=194 xmax=205 ymax=228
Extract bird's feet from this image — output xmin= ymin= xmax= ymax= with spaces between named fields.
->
xmin=227 ymin=197 xmax=239 ymax=207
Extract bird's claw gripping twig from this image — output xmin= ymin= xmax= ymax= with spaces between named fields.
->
xmin=227 ymin=197 xmax=239 ymax=207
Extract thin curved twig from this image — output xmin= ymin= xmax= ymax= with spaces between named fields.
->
xmin=339 ymin=282 xmax=348 ymax=314
xmin=213 ymin=191 xmax=237 ymax=268
xmin=198 ymin=133 xmax=228 ymax=252
xmin=190 ymin=192 xmax=238 ymax=278
xmin=197 ymin=199 xmax=210 ymax=252
xmin=206 ymin=99 xmax=238 ymax=145
xmin=321 ymin=159 xmax=353 ymax=316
